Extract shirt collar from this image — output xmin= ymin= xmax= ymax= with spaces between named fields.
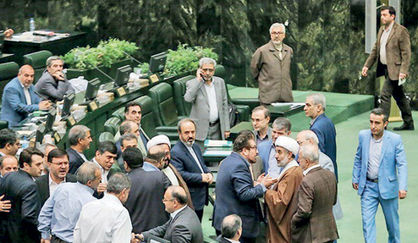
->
xmin=143 ymin=161 xmax=160 ymax=171
xmin=92 ymin=158 xmax=108 ymax=173
xmin=49 ymin=173 xmax=65 ymax=186
xmin=303 ymin=164 xmax=321 ymax=176
xmin=170 ymin=205 xmax=187 ymax=219
xmin=385 ymin=21 xmax=394 ymax=33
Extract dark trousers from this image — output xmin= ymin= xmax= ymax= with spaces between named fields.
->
xmin=380 ymin=67 xmax=413 ymax=124
xmin=195 ymin=209 xmax=204 ymax=222
xmin=52 ymin=235 xmax=70 ymax=243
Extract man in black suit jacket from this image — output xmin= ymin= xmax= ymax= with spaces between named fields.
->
xmin=171 ymin=118 xmax=213 ymax=221
xmin=123 ymin=147 xmax=171 ymax=233
xmin=66 ymin=125 xmax=92 ymax=174
xmin=217 ymin=214 xmax=243 ymax=243
xmin=0 ymin=147 xmax=44 ymax=243
xmin=138 ymin=185 xmax=203 ymax=243
xmin=36 ymin=148 xmax=77 ymax=206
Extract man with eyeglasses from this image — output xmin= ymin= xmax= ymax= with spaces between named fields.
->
xmin=184 ymin=57 xmax=230 ymax=150
xmin=251 ymin=23 xmax=294 ymax=105
xmin=36 ymin=148 xmax=76 ymax=206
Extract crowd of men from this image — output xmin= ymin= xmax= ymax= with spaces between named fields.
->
xmin=0 ymin=5 xmax=411 ymax=243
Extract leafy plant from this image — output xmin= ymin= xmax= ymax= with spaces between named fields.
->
xmin=62 ymin=38 xmax=139 ymax=69
xmin=140 ymin=44 xmax=218 ymax=76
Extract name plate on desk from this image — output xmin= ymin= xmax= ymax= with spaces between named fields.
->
xmin=116 ymin=87 xmax=126 ymax=97
xmin=88 ymin=101 xmax=98 ymax=111
xmin=54 ymin=132 xmax=61 ymax=143
xmin=149 ymin=74 xmax=159 ymax=83
xmin=67 ymin=116 xmax=76 ymax=126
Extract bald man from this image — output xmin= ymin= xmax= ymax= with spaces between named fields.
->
xmin=0 ymin=65 xmax=51 ymax=127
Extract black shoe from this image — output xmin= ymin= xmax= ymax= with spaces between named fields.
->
xmin=393 ymin=123 xmax=415 ymax=131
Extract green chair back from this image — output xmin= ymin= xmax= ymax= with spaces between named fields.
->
xmin=104 ymin=117 xmax=121 ymax=135
xmin=23 ymin=50 xmax=53 ymax=83
xmin=148 ymin=82 xmax=179 ymax=126
xmin=111 ymin=107 xmax=125 ymax=120
xmin=173 ymin=75 xmax=194 ymax=117
xmin=0 ymin=62 xmax=19 ymax=101
xmin=135 ymin=95 xmax=158 ymax=138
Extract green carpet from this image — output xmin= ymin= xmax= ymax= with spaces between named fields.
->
xmin=202 ymin=110 xmax=418 ymax=242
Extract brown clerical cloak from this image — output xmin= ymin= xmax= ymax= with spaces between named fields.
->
xmin=265 ymin=165 xmax=303 ymax=243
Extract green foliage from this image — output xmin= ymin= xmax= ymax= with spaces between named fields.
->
xmin=62 ymin=38 xmax=138 ymax=69
xmin=164 ymin=44 xmax=218 ymax=76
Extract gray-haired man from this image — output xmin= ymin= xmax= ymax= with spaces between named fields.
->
xmin=251 ymin=23 xmax=294 ymax=105
xmin=35 ymin=56 xmax=74 ymax=102
xmin=74 ymin=173 xmax=134 ymax=243
xmin=184 ymin=57 xmax=230 ymax=149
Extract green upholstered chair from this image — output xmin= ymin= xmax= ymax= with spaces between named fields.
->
xmin=148 ymin=82 xmax=179 ymax=127
xmin=111 ymin=107 xmax=125 ymax=120
xmin=99 ymin=132 xmax=115 ymax=143
xmin=104 ymin=117 xmax=121 ymax=135
xmin=0 ymin=120 xmax=8 ymax=129
xmin=0 ymin=62 xmax=19 ymax=102
xmin=23 ymin=50 xmax=53 ymax=83
xmin=173 ymin=75 xmax=194 ymax=117
xmin=135 ymin=95 xmax=178 ymax=141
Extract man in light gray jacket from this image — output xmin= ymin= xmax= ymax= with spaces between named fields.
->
xmin=35 ymin=56 xmax=74 ymax=102
xmin=184 ymin=57 xmax=230 ymax=149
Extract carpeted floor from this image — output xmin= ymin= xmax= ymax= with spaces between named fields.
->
xmin=201 ymin=110 xmax=418 ymax=242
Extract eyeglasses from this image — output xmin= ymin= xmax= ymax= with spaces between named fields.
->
xmin=271 ymin=31 xmax=285 ymax=35
xmin=202 ymin=68 xmax=214 ymax=72
xmin=50 ymin=161 xmax=69 ymax=166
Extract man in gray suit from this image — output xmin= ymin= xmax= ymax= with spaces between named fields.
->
xmin=35 ymin=56 xmax=74 ymax=102
xmin=184 ymin=57 xmax=230 ymax=149
xmin=137 ymin=185 xmax=203 ymax=243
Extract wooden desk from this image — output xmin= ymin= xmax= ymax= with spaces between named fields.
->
xmin=3 ymin=30 xmax=87 ymax=65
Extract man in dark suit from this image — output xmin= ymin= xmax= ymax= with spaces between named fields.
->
xmin=137 ymin=185 xmax=203 ymax=243
xmin=292 ymin=144 xmax=338 ymax=243
xmin=0 ymin=65 xmax=51 ymax=127
xmin=36 ymin=148 xmax=76 ymax=206
xmin=115 ymin=120 xmax=140 ymax=159
xmin=114 ymin=102 xmax=149 ymax=156
xmin=361 ymin=6 xmax=413 ymax=130
xmin=0 ymin=147 xmax=44 ymax=243
xmin=0 ymin=128 xmax=20 ymax=157
xmin=217 ymin=214 xmax=243 ymax=243
xmin=34 ymin=56 xmax=74 ymax=102
xmin=171 ymin=118 xmax=213 ymax=221
xmin=0 ymin=155 xmax=18 ymax=177
xmin=124 ymin=147 xmax=171 ymax=233
xmin=213 ymin=130 xmax=277 ymax=243
xmin=66 ymin=125 xmax=92 ymax=174
xmin=304 ymin=93 xmax=338 ymax=181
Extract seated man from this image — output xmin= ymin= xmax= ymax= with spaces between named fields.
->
xmin=0 ymin=65 xmax=51 ymax=127
xmin=35 ymin=56 xmax=74 ymax=102
xmin=137 ymin=185 xmax=203 ymax=243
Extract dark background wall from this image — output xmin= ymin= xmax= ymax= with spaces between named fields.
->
xmin=0 ymin=0 xmax=416 ymax=100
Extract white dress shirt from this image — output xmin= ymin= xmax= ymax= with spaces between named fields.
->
xmin=379 ymin=22 xmax=394 ymax=65
xmin=73 ymin=193 xmax=132 ymax=243
xmin=204 ymin=81 xmax=219 ymax=123
xmin=170 ymin=205 xmax=187 ymax=219
xmin=20 ymin=82 xmax=32 ymax=105
xmin=183 ymin=142 xmax=204 ymax=173
xmin=303 ymin=164 xmax=321 ymax=176
xmin=92 ymin=158 xmax=109 ymax=183
xmin=49 ymin=174 xmax=65 ymax=196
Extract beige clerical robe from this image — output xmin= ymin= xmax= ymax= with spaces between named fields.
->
xmin=265 ymin=166 xmax=303 ymax=243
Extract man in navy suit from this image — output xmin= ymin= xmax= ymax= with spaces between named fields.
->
xmin=0 ymin=65 xmax=51 ymax=127
xmin=352 ymin=108 xmax=407 ymax=243
xmin=304 ymin=93 xmax=338 ymax=181
xmin=213 ymin=130 xmax=277 ymax=243
xmin=171 ymin=118 xmax=213 ymax=221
